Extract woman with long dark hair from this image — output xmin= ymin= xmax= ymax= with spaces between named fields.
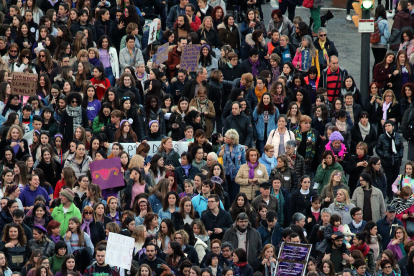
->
xmin=229 ymin=192 xmax=256 ymax=223
xmin=217 ymin=15 xmax=240 ymax=54
xmin=97 ymin=35 xmax=119 ymax=86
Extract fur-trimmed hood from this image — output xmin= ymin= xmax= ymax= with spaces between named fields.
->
xmin=217 ymin=22 xmax=238 ymax=30
xmin=171 ymin=105 xmax=197 ymax=114
xmin=245 ymin=33 xmax=266 ymax=48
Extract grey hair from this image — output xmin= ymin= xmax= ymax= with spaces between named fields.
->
xmin=292 ymin=212 xmax=306 ymax=223
xmin=221 ymin=241 xmax=234 ymax=251
xmin=318 ymin=27 xmax=327 ymax=34
xmin=301 ymin=35 xmax=316 ymax=58
xmin=236 ymin=212 xmax=249 ymax=221
xmin=207 ymin=152 xmax=218 ymax=161
xmin=286 ymin=140 xmax=297 ymax=149
xmin=137 ymin=61 xmax=145 ymax=67
xmin=321 ymin=208 xmax=332 ymax=215
xmin=196 ymin=68 xmax=205 ymax=76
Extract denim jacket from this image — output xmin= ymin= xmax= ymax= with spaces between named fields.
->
xmin=253 ymin=106 xmax=280 ymax=140
xmin=217 ymin=144 xmax=246 ymax=172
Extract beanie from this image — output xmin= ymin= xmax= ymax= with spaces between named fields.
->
xmin=329 ymin=131 xmax=344 ymax=142
xmin=60 ymin=188 xmax=75 ymax=202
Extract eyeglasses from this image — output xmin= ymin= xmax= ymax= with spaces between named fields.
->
xmin=383 ymin=266 xmax=392 ymax=269
xmin=84 ymin=211 xmax=93 ymax=215
xmin=40 ymin=55 xmax=45 ymax=57
xmin=335 ymin=173 xmax=342 ymax=177
xmin=319 ymin=34 xmax=327 ymax=37
xmin=123 ymin=96 xmax=130 ymax=99
xmin=72 ymin=100 xmax=78 ymax=103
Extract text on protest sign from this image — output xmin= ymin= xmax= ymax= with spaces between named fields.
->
xmin=180 ymin=44 xmax=201 ymax=72
xmin=274 ymin=242 xmax=312 ymax=276
xmin=105 ymin=232 xmax=135 ymax=270
xmin=109 ymin=141 xmax=190 ymax=158
xmin=11 ymin=72 xmax=37 ymax=96
xmin=155 ymin=43 xmax=169 ymax=66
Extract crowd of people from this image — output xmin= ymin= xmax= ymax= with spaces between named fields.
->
xmin=0 ymin=0 xmax=414 ymax=274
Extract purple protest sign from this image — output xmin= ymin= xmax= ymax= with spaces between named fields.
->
xmin=90 ymin=157 xmax=124 ymax=190
xmin=276 ymin=262 xmax=306 ymax=276
xmin=279 ymin=244 xmax=310 ymax=262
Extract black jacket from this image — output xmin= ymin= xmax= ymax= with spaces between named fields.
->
xmin=182 ymin=79 xmax=213 ymax=101
xmin=200 ymin=208 xmax=233 ymax=240
xmin=95 ymin=19 xmax=117 ymax=42
xmin=104 ymin=123 xmax=118 ymax=143
xmin=272 ymin=44 xmax=296 ymax=63
xmin=241 ymin=59 xmax=267 ymax=76
xmin=70 ymin=22 xmax=97 ymax=41
xmin=59 ymin=108 xmax=89 ymax=143
xmin=174 ymin=165 xmax=200 ymax=189
xmin=220 ymin=63 xmax=244 ymax=83
xmin=343 ymin=154 xmax=370 ymax=194
xmin=24 ymin=215 xmax=53 ymax=230
xmin=223 ymin=113 xmax=254 ymax=146
xmin=36 ymin=161 xmax=62 ymax=189
xmin=376 ymin=131 xmax=404 ymax=166
xmin=0 ymin=139 xmax=29 ymax=160
xmin=288 ymin=189 xmax=318 ymax=218
xmin=171 ymin=211 xmax=200 ymax=231
xmin=313 ymin=37 xmax=338 ymax=69
xmin=183 ymin=245 xmax=200 ymax=266
xmin=169 ymin=77 xmax=189 ymax=104
xmin=88 ymin=221 xmax=106 ymax=247
xmin=196 ymin=27 xmax=221 ymax=48
xmin=351 ymin=123 xmax=377 ymax=156
xmin=363 ymin=96 xmax=381 ymax=125
xmin=117 ymin=85 xmax=142 ymax=105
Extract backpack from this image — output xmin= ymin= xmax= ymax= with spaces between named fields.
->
xmin=403 ymin=109 xmax=414 ymax=141
xmin=370 ymin=19 xmax=384 ymax=44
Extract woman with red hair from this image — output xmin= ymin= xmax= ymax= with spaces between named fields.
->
xmin=211 ymin=6 xmax=224 ymax=31
xmin=165 ymin=171 xmax=182 ymax=193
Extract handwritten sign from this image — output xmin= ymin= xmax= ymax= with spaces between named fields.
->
xmin=106 ymin=232 xmax=135 ymax=270
xmin=148 ymin=21 xmax=157 ymax=45
xmin=180 ymin=44 xmax=201 ymax=72
xmin=90 ymin=157 xmax=124 ymax=190
xmin=109 ymin=141 xmax=190 ymax=158
xmin=274 ymin=243 xmax=312 ymax=276
xmin=11 ymin=72 xmax=37 ymax=96
xmin=155 ymin=43 xmax=169 ymax=66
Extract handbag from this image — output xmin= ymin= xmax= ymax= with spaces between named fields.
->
xmin=406 ymin=218 xmax=414 ymax=236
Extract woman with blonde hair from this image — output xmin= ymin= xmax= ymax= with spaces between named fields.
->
xmin=218 ymin=129 xmax=247 ymax=202
xmin=328 ymin=188 xmax=355 ymax=224
xmin=376 ymin=89 xmax=400 ymax=135
xmin=0 ymin=125 xmax=29 ymax=160
xmin=72 ymin=32 xmax=88 ymax=58
xmin=252 ymin=244 xmax=277 ymax=275
xmin=197 ymin=16 xmax=220 ymax=48
xmin=131 ymin=225 xmax=146 ymax=256
xmin=320 ymin=169 xmax=350 ymax=208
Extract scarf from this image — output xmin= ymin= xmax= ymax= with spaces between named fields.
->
xmin=264 ymin=155 xmax=277 ymax=170
xmin=196 ymin=98 xmax=208 ymax=128
xmin=227 ymin=62 xmax=233 ymax=68
xmin=277 ymin=190 xmax=285 ymax=225
xmin=160 ymin=149 xmax=177 ymax=166
xmin=325 ymin=142 xmax=347 ymax=159
xmin=318 ymin=40 xmax=329 ymax=63
xmin=352 ymin=219 xmax=363 ymax=229
xmin=335 ymin=120 xmax=347 ymax=132
xmin=386 ymin=131 xmax=397 ymax=154
xmin=334 ymin=200 xmax=347 ymax=210
xmin=255 ymin=86 xmax=267 ymax=102
xmin=248 ymin=162 xmax=258 ymax=179
xmin=382 ymin=101 xmax=392 ymax=121
xmin=350 ymin=242 xmax=371 ymax=257
xmin=81 ymin=218 xmax=93 ymax=236
xmin=34 ymin=216 xmax=46 ymax=227
xmin=294 ymin=129 xmax=316 ymax=164
xmin=359 ymin=122 xmax=370 ymax=140
xmin=271 ymin=66 xmax=281 ymax=84
xmin=249 ymin=58 xmax=260 ymax=78
xmin=182 ymin=164 xmax=191 ymax=178
xmin=225 ymin=144 xmax=239 ymax=180
xmin=51 ymin=235 xmax=61 ymax=243
xmin=391 ymin=196 xmax=414 ymax=214
xmin=66 ymin=105 xmax=82 ymax=133
xmin=234 ymin=261 xmax=248 ymax=276
xmin=273 ymin=93 xmax=285 ymax=105
xmin=89 ymin=57 xmax=100 ymax=67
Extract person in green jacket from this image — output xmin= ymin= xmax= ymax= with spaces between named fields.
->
xmin=92 ymin=103 xmax=112 ymax=134
xmin=48 ymin=241 xmax=67 ymax=274
xmin=51 ymin=188 xmax=82 ymax=236
xmin=314 ymin=150 xmax=347 ymax=194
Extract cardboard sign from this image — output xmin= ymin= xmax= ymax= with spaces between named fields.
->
xmin=11 ymin=72 xmax=37 ymax=96
xmin=274 ymin=243 xmax=312 ymax=276
xmin=90 ymin=157 xmax=124 ymax=190
xmin=109 ymin=141 xmax=190 ymax=158
xmin=180 ymin=44 xmax=201 ymax=72
xmin=148 ymin=21 xmax=158 ymax=45
xmin=105 ymin=232 xmax=135 ymax=270
xmin=155 ymin=43 xmax=169 ymax=66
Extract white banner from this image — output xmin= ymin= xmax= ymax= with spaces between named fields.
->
xmin=109 ymin=141 xmax=191 ymax=157
xmin=105 ymin=232 xmax=135 ymax=270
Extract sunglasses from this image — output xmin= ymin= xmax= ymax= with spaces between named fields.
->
xmin=72 ymin=100 xmax=78 ymax=103
xmin=84 ymin=211 xmax=93 ymax=215
xmin=23 ymin=56 xmax=29 ymax=59
xmin=40 ymin=55 xmax=45 ymax=57
xmin=9 ymin=50 xmax=17 ymax=53
xmin=319 ymin=34 xmax=327 ymax=37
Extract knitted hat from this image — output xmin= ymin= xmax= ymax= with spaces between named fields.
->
xmin=149 ymin=120 xmax=159 ymax=128
xmin=211 ymin=176 xmax=223 ymax=185
xmin=60 ymin=188 xmax=75 ymax=202
xmin=329 ymin=131 xmax=344 ymax=142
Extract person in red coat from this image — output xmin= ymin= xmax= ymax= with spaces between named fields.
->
xmin=185 ymin=4 xmax=201 ymax=32
xmin=167 ymin=37 xmax=188 ymax=80
xmin=90 ymin=65 xmax=111 ymax=100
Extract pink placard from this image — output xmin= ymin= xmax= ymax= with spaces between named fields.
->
xmin=90 ymin=157 xmax=124 ymax=190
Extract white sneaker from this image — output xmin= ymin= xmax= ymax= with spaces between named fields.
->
xmin=346 ymin=15 xmax=352 ymax=21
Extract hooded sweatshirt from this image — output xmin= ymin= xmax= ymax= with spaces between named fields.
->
xmin=19 ymin=185 xmax=51 ymax=207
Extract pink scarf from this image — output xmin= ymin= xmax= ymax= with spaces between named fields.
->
xmin=325 ymin=142 xmax=347 ymax=158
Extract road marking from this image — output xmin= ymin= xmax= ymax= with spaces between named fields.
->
xmin=270 ymin=0 xmax=346 ymax=10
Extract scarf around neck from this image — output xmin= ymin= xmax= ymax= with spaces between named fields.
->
xmin=391 ymin=196 xmax=414 ymax=214
xmin=66 ymin=105 xmax=82 ymax=133
xmin=334 ymin=201 xmax=347 ymax=210
xmin=359 ymin=122 xmax=370 ymax=140
xmin=264 ymin=155 xmax=277 ymax=170
xmin=182 ymin=164 xmax=191 ymax=177
xmin=81 ymin=218 xmax=93 ymax=236
xmin=352 ymin=219 xmax=363 ymax=229
xmin=255 ymin=86 xmax=267 ymax=101
xmin=382 ymin=101 xmax=392 ymax=121
xmin=350 ymin=242 xmax=370 ymax=256
xmin=248 ymin=162 xmax=258 ymax=179
xmin=386 ymin=131 xmax=397 ymax=154
xmin=249 ymin=58 xmax=260 ymax=77
xmin=335 ymin=120 xmax=347 ymax=132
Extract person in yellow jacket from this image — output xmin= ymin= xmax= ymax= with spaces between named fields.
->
xmin=292 ymin=35 xmax=321 ymax=77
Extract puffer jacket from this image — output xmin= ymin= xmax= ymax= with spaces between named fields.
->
xmin=376 ymin=132 xmax=404 ymax=166
xmin=189 ymin=98 xmax=215 ymax=139
xmin=222 ymin=224 xmax=262 ymax=265
xmin=27 ymin=236 xmax=55 ymax=258
xmin=223 ymin=113 xmax=254 ymax=147
xmin=235 ymin=163 xmax=269 ymax=200
xmin=292 ymin=153 xmax=306 ymax=180
xmin=217 ymin=23 xmax=240 ymax=50
xmin=242 ymin=33 xmax=268 ymax=61
xmin=266 ymin=128 xmax=296 ymax=157
xmin=253 ymin=106 xmax=280 ymax=141
xmin=194 ymin=238 xmax=208 ymax=263
xmin=256 ymin=220 xmax=283 ymax=247
xmin=270 ymin=166 xmax=298 ymax=192
xmin=267 ymin=16 xmax=294 ymax=37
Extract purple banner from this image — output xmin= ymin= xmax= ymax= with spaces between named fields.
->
xmin=90 ymin=157 xmax=124 ymax=190
xmin=276 ymin=262 xmax=306 ymax=276
xmin=279 ymin=244 xmax=309 ymax=262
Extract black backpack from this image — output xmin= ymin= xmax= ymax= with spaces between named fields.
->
xmin=403 ymin=110 xmax=414 ymax=141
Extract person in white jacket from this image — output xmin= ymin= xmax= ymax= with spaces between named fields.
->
xmin=266 ymin=114 xmax=295 ymax=157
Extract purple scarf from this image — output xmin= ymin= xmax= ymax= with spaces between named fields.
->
xmin=248 ymin=58 xmax=260 ymax=78
xmin=248 ymin=162 xmax=258 ymax=179
xmin=89 ymin=57 xmax=101 ymax=67
xmin=51 ymin=235 xmax=61 ymax=243
xmin=182 ymin=164 xmax=191 ymax=177
xmin=81 ymin=218 xmax=93 ymax=236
